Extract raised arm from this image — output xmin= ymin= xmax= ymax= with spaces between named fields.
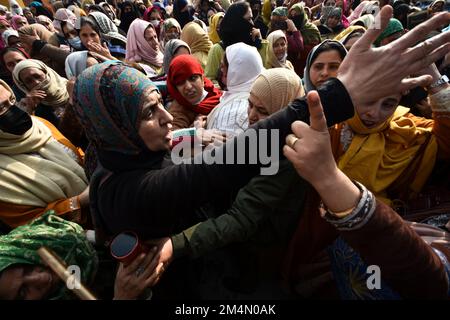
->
xmin=284 ymin=91 xmax=450 ymax=299
xmin=97 ymin=7 xmax=450 ymax=238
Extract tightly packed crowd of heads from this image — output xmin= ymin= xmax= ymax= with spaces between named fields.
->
xmin=0 ymin=0 xmax=449 ymax=301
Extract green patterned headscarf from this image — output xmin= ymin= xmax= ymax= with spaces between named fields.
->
xmin=289 ymin=3 xmax=322 ymax=45
xmin=271 ymin=6 xmax=288 ymax=17
xmin=374 ymin=18 xmax=404 ymax=47
xmin=0 ymin=211 xmax=98 ymax=299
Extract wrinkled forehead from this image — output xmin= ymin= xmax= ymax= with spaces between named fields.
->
xmin=140 ymin=86 xmax=160 ymax=104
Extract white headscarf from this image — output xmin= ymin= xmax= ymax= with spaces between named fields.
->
xmin=224 ymin=42 xmax=265 ymax=96
xmin=8 ymin=0 xmax=22 ymax=16
xmin=206 ymin=43 xmax=265 ymax=132
xmin=65 ymin=51 xmax=88 ymax=78
xmin=1 ymin=28 xmax=19 ymax=45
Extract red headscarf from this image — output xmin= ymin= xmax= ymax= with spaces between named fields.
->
xmin=167 ymin=54 xmax=222 ymax=115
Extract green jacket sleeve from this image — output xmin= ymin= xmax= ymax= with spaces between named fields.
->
xmin=205 ymin=43 xmax=224 ymax=81
xmin=171 ymin=161 xmax=307 ymax=259
xmin=258 ymin=40 xmax=271 ymax=69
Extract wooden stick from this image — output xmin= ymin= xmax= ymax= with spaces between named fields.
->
xmin=37 ymin=247 xmax=97 ymax=300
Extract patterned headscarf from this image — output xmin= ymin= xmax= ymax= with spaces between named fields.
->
xmin=271 ymin=6 xmax=288 ymax=17
xmin=326 ymin=7 xmax=343 ymax=28
xmin=351 ymin=13 xmax=375 ymax=29
xmin=89 ymin=11 xmax=127 ymax=44
xmin=73 ymin=61 xmax=165 ymax=166
xmin=0 ymin=211 xmax=98 ymax=300
xmin=162 ymin=17 xmax=181 ymax=36
xmin=289 ymin=3 xmax=321 ymax=45
xmin=81 ymin=0 xmax=95 ymax=12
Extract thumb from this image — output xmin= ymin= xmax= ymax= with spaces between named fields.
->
xmin=306 ymin=91 xmax=327 ymax=132
xmin=352 ymin=5 xmax=392 ymax=50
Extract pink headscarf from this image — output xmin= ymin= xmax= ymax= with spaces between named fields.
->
xmin=53 ymin=8 xmax=77 ymax=35
xmin=0 ymin=16 xmax=10 ymax=50
xmin=126 ymin=19 xmax=164 ymax=67
xmin=341 ymin=0 xmax=350 ymax=28
xmin=0 ymin=16 xmax=9 ymax=26
xmin=347 ymin=1 xmax=379 ymax=24
xmin=11 ymin=15 xmax=26 ymax=30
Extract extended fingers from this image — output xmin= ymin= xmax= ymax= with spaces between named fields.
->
xmin=403 ymin=31 xmax=450 ymax=63
xmin=31 ymin=91 xmax=46 ymax=98
xmin=407 ymin=43 xmax=450 ymax=75
xmin=394 ymin=12 xmax=450 ymax=51
xmin=398 ymin=75 xmax=434 ymax=93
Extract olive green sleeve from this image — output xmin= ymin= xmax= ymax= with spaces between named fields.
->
xmin=171 ymin=161 xmax=307 ymax=259
xmin=205 ymin=44 xmax=224 ymax=81
xmin=258 ymin=40 xmax=271 ymax=69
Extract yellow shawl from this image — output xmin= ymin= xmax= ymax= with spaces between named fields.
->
xmin=0 ymin=116 xmax=88 ymax=208
xmin=333 ymin=25 xmax=366 ymax=43
xmin=208 ymin=12 xmax=224 ymax=44
xmin=338 ymin=106 xmax=437 ymax=205
xmin=181 ymin=22 xmax=212 ymax=70
xmin=181 ymin=22 xmax=213 ymax=54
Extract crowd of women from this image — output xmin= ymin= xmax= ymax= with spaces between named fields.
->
xmin=0 ymin=0 xmax=449 ymax=300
